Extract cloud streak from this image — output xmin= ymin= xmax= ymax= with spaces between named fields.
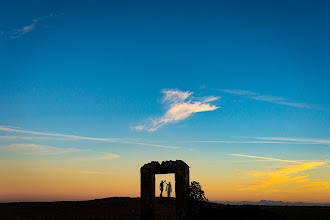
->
xmin=17 ymin=18 xmax=39 ymax=35
xmin=227 ymin=153 xmax=302 ymax=164
xmin=227 ymin=153 xmax=328 ymax=190
xmin=189 ymin=140 xmax=290 ymax=144
xmin=187 ymin=136 xmax=330 ymax=145
xmin=244 ymin=162 xmax=326 ymax=190
xmin=0 ymin=135 xmax=73 ymax=141
xmin=0 ymin=125 xmax=178 ymax=149
xmin=1 ymin=14 xmax=57 ymax=39
xmin=218 ymin=89 xmax=310 ymax=109
xmin=63 ymin=169 xmax=113 ymax=175
xmin=256 ymin=137 xmax=330 ymax=145
xmin=304 ymin=181 xmax=330 ymax=190
xmin=0 ymin=143 xmax=80 ymax=156
xmin=134 ymin=89 xmax=220 ymax=132
xmin=0 ymin=143 xmax=120 ymax=159
xmin=0 ymin=125 xmax=116 ymax=142
xmin=3 ymin=18 xmax=41 ymax=39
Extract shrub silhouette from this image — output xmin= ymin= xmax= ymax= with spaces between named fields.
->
xmin=188 ymin=181 xmax=208 ymax=218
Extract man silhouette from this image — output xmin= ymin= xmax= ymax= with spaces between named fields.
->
xmin=160 ymin=180 xmax=166 ymax=197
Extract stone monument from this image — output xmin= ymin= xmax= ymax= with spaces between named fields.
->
xmin=140 ymin=160 xmax=190 ymax=220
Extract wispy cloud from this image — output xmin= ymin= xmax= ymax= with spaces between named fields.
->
xmin=218 ymin=89 xmax=310 ymax=109
xmin=188 ymin=140 xmax=289 ymax=144
xmin=122 ymin=142 xmax=179 ymax=149
xmin=63 ymin=169 xmax=113 ymax=175
xmin=0 ymin=143 xmax=80 ymax=156
xmin=76 ymin=152 xmax=120 ymax=160
xmin=220 ymin=89 xmax=256 ymax=96
xmin=134 ymin=89 xmax=220 ymax=132
xmin=256 ymin=137 xmax=330 ymax=145
xmin=131 ymin=125 xmax=145 ymax=131
xmin=163 ymin=89 xmax=193 ymax=103
xmin=0 ymin=143 xmax=120 ymax=159
xmin=0 ymin=125 xmax=116 ymax=142
xmin=0 ymin=125 xmax=178 ymax=149
xmin=0 ymin=135 xmax=72 ymax=141
xmin=1 ymin=14 xmax=56 ymax=39
xmin=244 ymin=162 xmax=326 ymax=190
xmin=227 ymin=153 xmax=302 ymax=164
xmin=227 ymin=153 xmax=327 ymax=190
xmin=304 ymin=181 xmax=330 ymax=190
xmin=187 ymin=136 xmax=330 ymax=145
xmin=17 ymin=18 xmax=39 ymax=35
xmin=3 ymin=18 xmax=41 ymax=39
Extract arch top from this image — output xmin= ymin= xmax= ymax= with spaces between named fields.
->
xmin=141 ymin=160 xmax=189 ymax=172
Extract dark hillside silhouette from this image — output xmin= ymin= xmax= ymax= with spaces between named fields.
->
xmin=1 ymin=197 xmax=329 ymax=220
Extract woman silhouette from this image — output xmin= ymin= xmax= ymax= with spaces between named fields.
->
xmin=166 ymin=181 xmax=172 ymax=197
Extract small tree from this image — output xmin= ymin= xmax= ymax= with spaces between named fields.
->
xmin=188 ymin=181 xmax=208 ymax=218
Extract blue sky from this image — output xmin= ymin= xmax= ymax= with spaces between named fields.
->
xmin=0 ymin=0 xmax=329 ymax=202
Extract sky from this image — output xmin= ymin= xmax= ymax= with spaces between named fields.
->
xmin=0 ymin=0 xmax=329 ymax=203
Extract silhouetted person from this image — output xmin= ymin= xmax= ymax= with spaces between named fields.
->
xmin=160 ymin=180 xmax=166 ymax=197
xmin=166 ymin=181 xmax=172 ymax=197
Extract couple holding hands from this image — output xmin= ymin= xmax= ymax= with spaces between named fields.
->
xmin=159 ymin=180 xmax=172 ymax=197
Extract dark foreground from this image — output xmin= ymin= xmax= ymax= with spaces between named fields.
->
xmin=0 ymin=197 xmax=329 ymax=220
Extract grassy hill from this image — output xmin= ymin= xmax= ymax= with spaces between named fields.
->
xmin=0 ymin=197 xmax=329 ymax=220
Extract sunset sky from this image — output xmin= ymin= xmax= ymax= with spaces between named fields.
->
xmin=1 ymin=0 xmax=329 ymax=203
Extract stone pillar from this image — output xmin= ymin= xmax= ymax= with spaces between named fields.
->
xmin=141 ymin=168 xmax=155 ymax=220
xmin=175 ymin=166 xmax=190 ymax=220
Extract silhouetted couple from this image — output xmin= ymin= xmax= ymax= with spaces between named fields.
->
xmin=160 ymin=180 xmax=172 ymax=197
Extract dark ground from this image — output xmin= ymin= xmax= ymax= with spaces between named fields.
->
xmin=0 ymin=197 xmax=329 ymax=220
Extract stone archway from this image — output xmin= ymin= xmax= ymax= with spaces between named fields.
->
xmin=141 ymin=160 xmax=190 ymax=220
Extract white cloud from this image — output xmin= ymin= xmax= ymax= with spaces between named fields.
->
xmin=134 ymin=89 xmax=220 ymax=132
xmin=198 ymin=96 xmax=220 ymax=103
xmin=131 ymin=125 xmax=145 ymax=131
xmin=162 ymin=89 xmax=193 ymax=103
xmin=158 ymin=102 xmax=218 ymax=124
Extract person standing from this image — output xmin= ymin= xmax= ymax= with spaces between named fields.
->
xmin=166 ymin=181 xmax=172 ymax=197
xmin=160 ymin=180 xmax=166 ymax=197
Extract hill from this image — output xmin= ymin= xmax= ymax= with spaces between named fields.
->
xmin=0 ymin=197 xmax=329 ymax=220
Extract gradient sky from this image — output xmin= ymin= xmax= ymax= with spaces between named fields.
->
xmin=1 ymin=0 xmax=329 ymax=203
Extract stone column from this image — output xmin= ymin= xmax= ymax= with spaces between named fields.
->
xmin=175 ymin=167 xmax=190 ymax=220
xmin=141 ymin=168 xmax=155 ymax=220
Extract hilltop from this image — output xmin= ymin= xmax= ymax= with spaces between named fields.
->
xmin=0 ymin=197 xmax=329 ymax=220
